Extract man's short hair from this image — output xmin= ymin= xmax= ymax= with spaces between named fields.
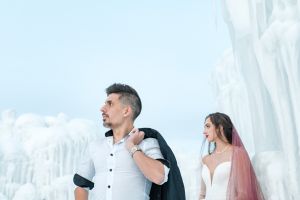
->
xmin=106 ymin=83 xmax=142 ymax=120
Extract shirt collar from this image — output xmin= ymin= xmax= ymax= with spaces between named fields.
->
xmin=104 ymin=128 xmax=135 ymax=137
xmin=104 ymin=129 xmax=134 ymax=144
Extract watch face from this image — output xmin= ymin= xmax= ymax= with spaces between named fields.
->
xmin=130 ymin=145 xmax=140 ymax=156
xmin=131 ymin=146 xmax=137 ymax=153
xmin=132 ymin=146 xmax=138 ymax=151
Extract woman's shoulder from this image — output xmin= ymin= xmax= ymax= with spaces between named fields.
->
xmin=201 ymin=154 xmax=212 ymax=165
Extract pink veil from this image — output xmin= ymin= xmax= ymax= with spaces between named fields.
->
xmin=227 ymin=127 xmax=265 ymax=200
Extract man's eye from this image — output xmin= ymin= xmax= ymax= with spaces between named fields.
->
xmin=105 ymin=102 xmax=112 ymax=106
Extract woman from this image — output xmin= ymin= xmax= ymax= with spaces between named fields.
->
xmin=199 ymin=112 xmax=264 ymax=200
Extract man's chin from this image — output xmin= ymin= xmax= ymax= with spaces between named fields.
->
xmin=103 ymin=122 xmax=112 ymax=128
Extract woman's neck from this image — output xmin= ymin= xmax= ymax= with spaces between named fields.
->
xmin=214 ymin=140 xmax=229 ymax=153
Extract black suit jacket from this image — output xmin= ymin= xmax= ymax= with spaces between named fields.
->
xmin=141 ymin=128 xmax=186 ymax=200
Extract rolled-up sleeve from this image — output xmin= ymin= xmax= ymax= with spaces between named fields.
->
xmin=140 ymin=138 xmax=170 ymax=184
xmin=74 ymin=144 xmax=95 ymax=190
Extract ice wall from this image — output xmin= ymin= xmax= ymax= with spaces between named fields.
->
xmin=213 ymin=0 xmax=300 ymax=199
xmin=0 ymin=110 xmax=202 ymax=200
xmin=0 ymin=110 xmax=99 ymax=200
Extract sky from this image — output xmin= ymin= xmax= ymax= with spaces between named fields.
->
xmin=0 ymin=0 xmax=230 ymax=144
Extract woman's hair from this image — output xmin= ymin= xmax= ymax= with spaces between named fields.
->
xmin=205 ymin=112 xmax=233 ymax=154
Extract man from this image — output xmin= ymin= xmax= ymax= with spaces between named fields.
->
xmin=73 ymin=83 xmax=172 ymax=200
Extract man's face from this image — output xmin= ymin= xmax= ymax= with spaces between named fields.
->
xmin=100 ymin=93 xmax=126 ymax=128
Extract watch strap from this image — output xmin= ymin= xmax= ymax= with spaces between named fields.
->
xmin=130 ymin=145 xmax=141 ymax=157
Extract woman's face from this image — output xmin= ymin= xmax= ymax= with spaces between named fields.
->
xmin=203 ymin=117 xmax=217 ymax=142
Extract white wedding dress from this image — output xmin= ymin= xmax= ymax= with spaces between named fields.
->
xmin=201 ymin=162 xmax=231 ymax=200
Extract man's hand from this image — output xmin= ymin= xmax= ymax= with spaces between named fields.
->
xmin=74 ymin=187 xmax=88 ymax=200
xmin=125 ymin=129 xmax=165 ymax=185
xmin=126 ymin=128 xmax=144 ymax=150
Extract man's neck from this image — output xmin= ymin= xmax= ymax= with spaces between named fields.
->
xmin=112 ymin=124 xmax=134 ymax=143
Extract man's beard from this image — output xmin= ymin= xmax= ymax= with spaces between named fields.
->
xmin=102 ymin=113 xmax=111 ymax=128
xmin=103 ymin=121 xmax=112 ymax=128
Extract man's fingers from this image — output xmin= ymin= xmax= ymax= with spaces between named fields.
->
xmin=131 ymin=128 xmax=139 ymax=134
xmin=139 ymin=131 xmax=145 ymax=138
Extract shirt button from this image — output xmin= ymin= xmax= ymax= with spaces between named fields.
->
xmin=110 ymin=153 xmax=113 ymax=156
xmin=108 ymin=185 xmax=111 ymax=188
xmin=109 ymin=169 xmax=112 ymax=172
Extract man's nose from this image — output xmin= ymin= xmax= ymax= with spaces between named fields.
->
xmin=100 ymin=105 xmax=106 ymax=113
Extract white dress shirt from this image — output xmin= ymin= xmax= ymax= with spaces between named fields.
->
xmin=76 ymin=134 xmax=169 ymax=200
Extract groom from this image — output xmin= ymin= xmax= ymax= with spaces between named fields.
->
xmin=73 ymin=83 xmax=185 ymax=200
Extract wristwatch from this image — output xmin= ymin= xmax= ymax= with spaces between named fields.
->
xmin=130 ymin=145 xmax=141 ymax=157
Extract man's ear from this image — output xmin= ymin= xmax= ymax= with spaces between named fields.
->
xmin=123 ymin=105 xmax=132 ymax=117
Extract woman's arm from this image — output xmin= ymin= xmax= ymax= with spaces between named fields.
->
xmin=199 ymin=177 xmax=206 ymax=200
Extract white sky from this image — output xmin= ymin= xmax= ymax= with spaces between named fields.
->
xmin=0 ymin=0 xmax=230 ymax=143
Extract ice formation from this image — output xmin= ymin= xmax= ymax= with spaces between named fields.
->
xmin=0 ymin=110 xmax=99 ymax=199
xmin=213 ymin=0 xmax=300 ymax=199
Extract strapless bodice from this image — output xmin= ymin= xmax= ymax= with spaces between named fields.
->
xmin=201 ymin=162 xmax=231 ymax=200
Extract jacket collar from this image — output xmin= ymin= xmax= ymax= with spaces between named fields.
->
xmin=105 ymin=130 xmax=113 ymax=137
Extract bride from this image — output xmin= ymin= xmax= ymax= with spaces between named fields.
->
xmin=199 ymin=112 xmax=264 ymax=200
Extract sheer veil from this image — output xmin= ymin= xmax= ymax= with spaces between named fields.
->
xmin=227 ymin=127 xmax=265 ymax=200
